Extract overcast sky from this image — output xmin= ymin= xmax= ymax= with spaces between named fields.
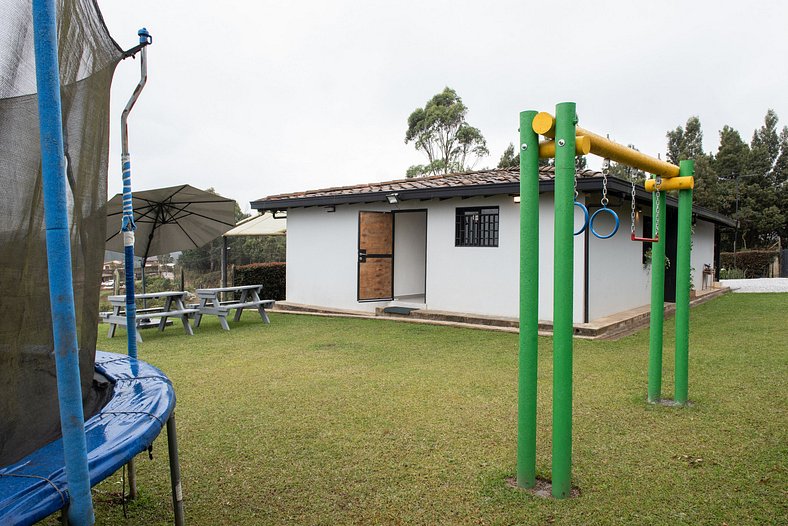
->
xmin=98 ymin=1 xmax=788 ymax=213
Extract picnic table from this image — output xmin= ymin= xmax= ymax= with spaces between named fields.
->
xmin=102 ymin=291 xmax=198 ymax=342
xmin=193 ymin=285 xmax=274 ymax=331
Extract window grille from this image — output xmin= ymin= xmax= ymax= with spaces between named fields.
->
xmin=455 ymin=207 xmax=499 ymax=247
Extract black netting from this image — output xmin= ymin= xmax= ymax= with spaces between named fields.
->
xmin=0 ymin=0 xmax=123 ymax=466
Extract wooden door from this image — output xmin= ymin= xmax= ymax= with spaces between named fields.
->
xmin=358 ymin=211 xmax=393 ymax=301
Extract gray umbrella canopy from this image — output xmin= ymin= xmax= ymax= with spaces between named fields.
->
xmin=106 ymin=184 xmax=236 ymax=258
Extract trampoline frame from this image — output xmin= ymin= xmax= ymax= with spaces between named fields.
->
xmin=0 ymin=352 xmax=184 ymax=525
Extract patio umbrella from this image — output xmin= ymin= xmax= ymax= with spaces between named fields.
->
xmin=106 ymin=184 xmax=236 ymax=291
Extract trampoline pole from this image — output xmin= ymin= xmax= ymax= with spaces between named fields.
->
xmin=31 ymin=0 xmax=95 ymax=524
xmin=120 ymin=26 xmax=152 ymax=501
xmin=167 ymin=413 xmax=186 ymax=526
xmin=127 ymin=458 xmax=138 ymax=499
xmin=120 ymin=27 xmax=152 ymax=360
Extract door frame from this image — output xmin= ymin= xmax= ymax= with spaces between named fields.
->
xmin=392 ymin=209 xmax=428 ymax=303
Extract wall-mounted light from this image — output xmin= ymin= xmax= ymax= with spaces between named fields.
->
xmin=513 ymin=195 xmax=521 ymax=203
xmin=386 ymin=193 xmax=399 ymax=204
xmin=323 ymin=205 xmax=336 ymax=213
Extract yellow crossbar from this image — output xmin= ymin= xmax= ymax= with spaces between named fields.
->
xmin=645 ymin=176 xmax=694 ymax=192
xmin=532 ymin=112 xmax=680 ymax=178
xmin=538 ymin=135 xmax=591 ymax=158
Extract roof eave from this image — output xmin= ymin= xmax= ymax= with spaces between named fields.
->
xmin=251 ymin=176 xmax=735 ymax=228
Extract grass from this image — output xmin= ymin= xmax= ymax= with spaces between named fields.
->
xmin=45 ymin=293 xmax=786 ymax=525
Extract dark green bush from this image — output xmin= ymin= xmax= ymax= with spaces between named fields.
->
xmin=234 ymin=262 xmax=286 ymax=300
xmin=720 ymin=250 xmax=778 ymax=278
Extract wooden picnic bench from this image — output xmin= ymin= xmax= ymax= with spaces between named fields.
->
xmin=193 ymin=285 xmax=274 ymax=331
xmin=103 ymin=291 xmax=198 ymax=342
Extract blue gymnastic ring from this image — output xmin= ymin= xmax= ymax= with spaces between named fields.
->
xmin=574 ymin=201 xmax=589 ymax=236
xmin=590 ymin=206 xmax=620 ymax=239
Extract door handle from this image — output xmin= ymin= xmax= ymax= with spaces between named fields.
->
xmin=358 ymin=249 xmax=367 ymax=263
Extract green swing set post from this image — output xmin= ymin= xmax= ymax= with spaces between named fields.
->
xmin=517 ymin=111 xmax=540 ymax=489
xmin=647 ymin=186 xmax=668 ymax=402
xmin=516 ymin=102 xmax=695 ymax=500
xmin=674 ymin=160 xmax=694 ymax=404
xmin=551 ymin=102 xmax=576 ymax=499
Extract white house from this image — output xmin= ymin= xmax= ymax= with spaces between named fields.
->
xmin=251 ymin=167 xmax=734 ymax=324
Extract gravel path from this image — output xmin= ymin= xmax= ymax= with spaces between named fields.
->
xmin=719 ymin=278 xmax=788 ymax=293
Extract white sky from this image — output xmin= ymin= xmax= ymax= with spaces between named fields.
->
xmin=98 ymin=0 xmax=788 ymax=213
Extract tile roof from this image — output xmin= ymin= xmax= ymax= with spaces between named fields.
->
xmin=255 ymin=166 xmax=601 ymax=203
xmin=249 ymin=165 xmax=736 ymax=227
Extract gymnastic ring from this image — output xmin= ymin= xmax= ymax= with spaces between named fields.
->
xmin=574 ymin=201 xmax=589 ymax=236
xmin=590 ymin=206 xmax=620 ymax=239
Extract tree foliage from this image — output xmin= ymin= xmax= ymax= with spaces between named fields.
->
xmin=497 ymin=143 xmax=518 ymax=169
xmin=405 ymin=87 xmax=488 ymax=177
xmin=665 ymin=111 xmax=788 ymax=250
xmin=178 ymin=188 xmax=286 ymax=273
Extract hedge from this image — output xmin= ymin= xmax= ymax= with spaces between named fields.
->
xmin=233 ymin=262 xmax=286 ymax=300
xmin=720 ymin=250 xmax=778 ymax=278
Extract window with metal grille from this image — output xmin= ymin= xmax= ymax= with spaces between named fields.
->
xmin=455 ymin=207 xmax=499 ymax=247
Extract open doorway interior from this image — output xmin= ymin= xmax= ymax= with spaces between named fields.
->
xmin=393 ymin=210 xmax=427 ymax=303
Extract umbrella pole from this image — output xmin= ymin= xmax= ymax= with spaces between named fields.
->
xmin=141 ymin=256 xmax=147 ymax=307
xmin=120 ymin=27 xmax=151 ymax=501
xmin=221 ymin=236 xmax=228 ymax=301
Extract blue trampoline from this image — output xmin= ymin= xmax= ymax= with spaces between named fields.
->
xmin=0 ymin=353 xmax=177 ymax=524
xmin=0 ymin=1 xmax=184 ymax=524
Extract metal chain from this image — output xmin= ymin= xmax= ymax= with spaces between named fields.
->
xmin=574 ymin=167 xmax=579 ymax=201
xmin=653 ymin=177 xmax=661 ymax=236
xmin=630 ymin=179 xmax=636 ymax=234
xmin=601 ymin=159 xmax=610 ymax=207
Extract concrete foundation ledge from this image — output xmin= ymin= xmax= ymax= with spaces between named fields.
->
xmin=272 ymin=287 xmax=730 ymax=340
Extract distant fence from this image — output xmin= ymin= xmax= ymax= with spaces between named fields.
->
xmin=782 ymin=249 xmax=788 ymax=278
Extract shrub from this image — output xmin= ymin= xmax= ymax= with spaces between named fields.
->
xmin=186 ymin=270 xmax=222 ymax=290
xmin=234 ymin=262 xmax=286 ymax=300
xmin=719 ymin=250 xmax=778 ymax=278
xmin=141 ymin=275 xmax=175 ymax=293
xmin=719 ymin=267 xmax=746 ymax=279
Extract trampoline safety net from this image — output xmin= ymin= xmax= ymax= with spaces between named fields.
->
xmin=0 ymin=0 xmax=124 ymax=466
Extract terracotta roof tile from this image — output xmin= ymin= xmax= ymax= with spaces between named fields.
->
xmin=257 ymin=166 xmax=601 ymax=203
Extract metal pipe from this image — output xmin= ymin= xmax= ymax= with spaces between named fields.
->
xmin=31 ymin=0 xmax=95 ymax=522
xmin=533 ymin=112 xmax=681 ymax=178
xmin=120 ymin=28 xmax=152 ymax=362
xmin=647 ymin=189 xmax=667 ymax=402
xmin=167 ymin=413 xmax=186 ymax=526
xmin=517 ymin=111 xmax=539 ymax=489
xmin=121 ymin=27 xmax=152 ymax=499
xmin=674 ymin=160 xmax=694 ymax=404
xmin=551 ymin=102 xmax=576 ymax=499
xmin=127 ymin=458 xmax=138 ymax=499
xmin=221 ymin=236 xmax=228 ymax=301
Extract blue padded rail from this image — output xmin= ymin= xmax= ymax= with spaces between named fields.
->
xmin=0 ymin=352 xmax=176 ymax=525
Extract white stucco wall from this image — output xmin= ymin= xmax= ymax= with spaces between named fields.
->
xmin=283 ymin=195 xmax=717 ymax=323
xmin=285 ymin=196 xmax=585 ymax=321
xmin=587 ymin=202 xmax=651 ymax=320
xmin=691 ymin=219 xmax=715 ymax=291
xmin=424 ymin=196 xmax=520 ymax=318
xmin=285 ymin=206 xmax=362 ymax=311
xmin=393 ymin=211 xmax=426 ymax=297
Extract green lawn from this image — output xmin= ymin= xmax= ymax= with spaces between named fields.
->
xmin=59 ymin=294 xmax=787 ymax=525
